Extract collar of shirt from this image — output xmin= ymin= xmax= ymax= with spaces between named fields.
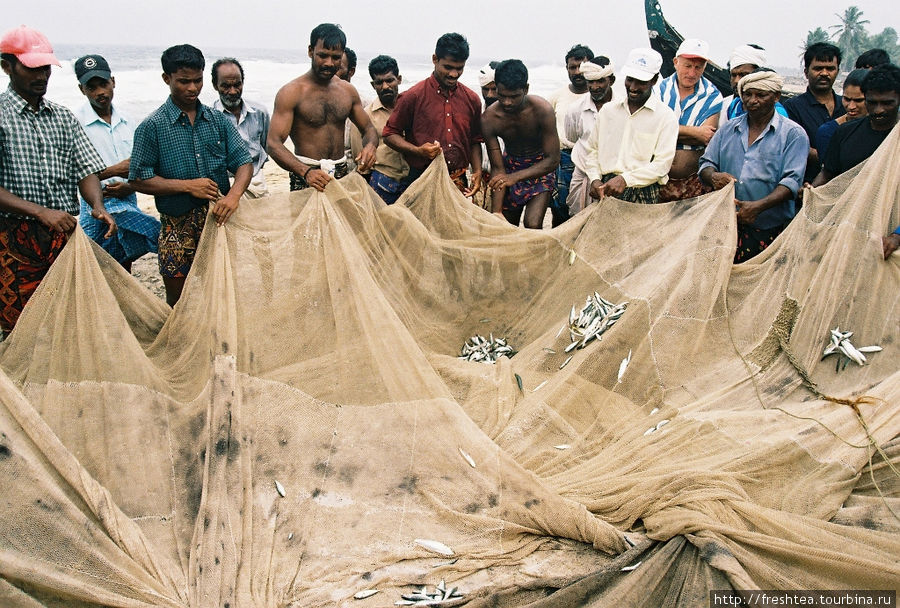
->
xmin=803 ymin=87 xmax=841 ymax=109
xmin=163 ymin=96 xmax=212 ymax=125
xmin=427 ymin=73 xmax=459 ymax=99
xmin=610 ymin=92 xmax=663 ymax=116
xmin=212 ymin=97 xmax=248 ymax=123
xmin=76 ymin=103 xmax=127 ymax=129
xmin=575 ymin=93 xmax=603 ymax=115
xmin=731 ymin=111 xmax=781 ymax=147
xmin=4 ymin=85 xmax=52 ymax=115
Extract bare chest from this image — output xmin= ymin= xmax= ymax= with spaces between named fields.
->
xmin=295 ymin=93 xmax=352 ymax=128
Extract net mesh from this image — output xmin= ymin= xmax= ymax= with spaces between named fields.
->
xmin=0 ymin=127 xmax=898 ymax=607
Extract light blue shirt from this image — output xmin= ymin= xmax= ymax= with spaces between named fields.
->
xmin=76 ymin=103 xmax=133 ymax=187
xmin=699 ymin=112 xmax=808 ymax=230
xmin=212 ymin=98 xmax=269 ymax=176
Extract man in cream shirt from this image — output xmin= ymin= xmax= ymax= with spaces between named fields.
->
xmin=583 ymin=48 xmax=678 ymax=205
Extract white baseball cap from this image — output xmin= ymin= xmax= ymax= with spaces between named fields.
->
xmin=621 ymin=48 xmax=663 ymax=82
xmin=676 ymin=38 xmax=710 ymax=61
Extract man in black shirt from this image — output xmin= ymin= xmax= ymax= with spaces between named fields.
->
xmin=811 ymin=64 xmax=900 ymax=259
xmin=784 ymin=43 xmax=845 ymax=183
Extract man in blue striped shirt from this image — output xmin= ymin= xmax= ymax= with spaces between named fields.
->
xmin=656 ymin=39 xmax=723 ymax=203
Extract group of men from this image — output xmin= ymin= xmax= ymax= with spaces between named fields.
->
xmin=0 ymin=24 xmax=898 ymax=338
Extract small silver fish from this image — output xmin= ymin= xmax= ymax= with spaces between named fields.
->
xmin=354 ymin=589 xmax=379 ymax=599
xmin=458 ymin=447 xmax=476 ymax=468
xmin=414 ymin=539 xmax=454 ymax=556
xmin=621 ymin=560 xmax=642 ymax=572
xmin=274 ymin=480 xmax=286 ymax=498
xmin=559 ymin=355 xmax=573 ymax=370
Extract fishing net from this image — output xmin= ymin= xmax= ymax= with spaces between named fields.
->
xmin=0 ymin=127 xmax=898 ymax=607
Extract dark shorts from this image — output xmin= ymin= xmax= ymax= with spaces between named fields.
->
xmin=369 ymin=170 xmax=410 ymax=205
xmin=0 ymin=217 xmax=67 ymax=333
xmin=502 ymin=153 xmax=556 ymax=209
xmin=735 ymin=223 xmax=784 ymax=264
xmin=158 ymin=205 xmax=207 ymax=279
xmin=290 ymin=162 xmax=350 ymax=191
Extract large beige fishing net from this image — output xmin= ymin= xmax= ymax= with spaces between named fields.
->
xmin=1 ymin=126 xmax=898 ymax=608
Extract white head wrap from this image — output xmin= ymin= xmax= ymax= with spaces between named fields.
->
xmin=736 ymin=70 xmax=784 ymax=98
xmin=478 ymin=63 xmax=495 ymax=87
xmin=730 ymin=45 xmax=767 ymax=70
xmin=579 ymin=60 xmax=615 ymax=81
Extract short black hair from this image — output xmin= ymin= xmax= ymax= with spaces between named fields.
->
xmin=861 ymin=63 xmax=900 ymax=96
xmin=843 ymin=68 xmax=868 ymax=90
xmin=211 ymin=57 xmax=243 ymax=87
xmin=344 ymin=47 xmax=357 ymax=71
xmin=565 ymin=44 xmax=594 ymax=63
xmin=161 ymin=44 xmax=205 ymax=75
xmin=368 ymin=54 xmax=399 ymax=79
xmin=802 ymin=42 xmax=841 ymax=70
xmin=494 ymin=59 xmax=528 ymax=90
xmin=310 ymin=23 xmax=346 ymax=50
xmin=587 ymin=55 xmax=611 ymax=68
xmin=855 ymin=48 xmax=891 ymax=69
xmin=0 ymin=53 xmax=18 ymax=67
xmin=435 ymin=33 xmax=469 ymax=61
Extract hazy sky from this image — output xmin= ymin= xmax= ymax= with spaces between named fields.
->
xmin=6 ymin=0 xmax=898 ymax=69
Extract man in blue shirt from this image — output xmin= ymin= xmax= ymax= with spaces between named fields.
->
xmin=212 ymin=57 xmax=270 ymax=198
xmin=130 ymin=44 xmax=252 ymax=306
xmin=699 ymin=70 xmax=808 ymax=263
xmin=74 ymin=54 xmax=160 ymax=273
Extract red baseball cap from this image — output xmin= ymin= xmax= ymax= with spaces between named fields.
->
xmin=0 ymin=25 xmax=60 ymax=68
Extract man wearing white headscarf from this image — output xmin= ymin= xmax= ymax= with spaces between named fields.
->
xmin=473 ymin=61 xmax=500 ymax=209
xmin=564 ymin=56 xmax=615 ymax=215
xmin=700 ymin=69 xmax=808 ymax=263
xmin=718 ymin=44 xmax=788 ymax=125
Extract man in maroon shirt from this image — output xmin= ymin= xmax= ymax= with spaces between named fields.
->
xmin=383 ymin=33 xmax=483 ymax=196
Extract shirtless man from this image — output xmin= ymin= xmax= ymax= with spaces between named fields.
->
xmin=267 ymin=24 xmax=377 ymax=192
xmin=483 ymin=59 xmax=559 ymax=229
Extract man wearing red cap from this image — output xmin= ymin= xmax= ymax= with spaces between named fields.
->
xmin=0 ymin=26 xmax=115 ymax=334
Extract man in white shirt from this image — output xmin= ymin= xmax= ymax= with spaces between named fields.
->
xmin=564 ymin=56 xmax=614 ymax=215
xmin=583 ymin=49 xmax=678 ymax=205
xmin=212 ymin=57 xmax=271 ymax=197
xmin=546 ymin=44 xmax=593 ymax=225
xmin=74 ymin=54 xmax=159 ymax=272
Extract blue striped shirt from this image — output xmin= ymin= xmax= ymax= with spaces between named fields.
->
xmin=656 ymin=74 xmax=723 ymax=151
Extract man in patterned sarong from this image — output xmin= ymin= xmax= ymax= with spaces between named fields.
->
xmin=482 ymin=60 xmax=559 ymax=228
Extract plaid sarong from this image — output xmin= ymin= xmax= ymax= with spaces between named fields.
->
xmin=0 ymin=218 xmax=67 ymax=333
xmin=80 ymin=195 xmax=160 ymax=264
xmin=503 ymin=153 xmax=556 ymax=209
xmin=601 ymin=173 xmax=660 ymax=205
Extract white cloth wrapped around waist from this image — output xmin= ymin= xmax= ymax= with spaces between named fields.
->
xmin=296 ymin=155 xmax=348 ymax=176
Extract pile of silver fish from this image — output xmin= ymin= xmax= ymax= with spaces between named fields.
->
xmin=395 ymin=580 xmax=464 ymax=605
xmin=459 ymin=334 xmax=515 ymax=363
xmin=562 ymin=293 xmax=627 ymax=353
xmin=821 ymin=327 xmax=882 ymax=372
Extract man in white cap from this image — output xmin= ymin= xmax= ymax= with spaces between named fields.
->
xmin=656 ymin=38 xmax=723 ymax=202
xmin=699 ymin=69 xmax=808 ymax=263
xmin=0 ymin=26 xmax=115 ymax=334
xmin=582 ymin=48 xmax=678 ymax=205
xmin=564 ymin=56 xmax=615 ymax=215
xmin=474 ymin=61 xmax=500 ymax=209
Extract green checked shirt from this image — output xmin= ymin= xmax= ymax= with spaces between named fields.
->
xmin=129 ymin=97 xmax=252 ymax=217
xmin=0 ymin=86 xmax=105 ymax=219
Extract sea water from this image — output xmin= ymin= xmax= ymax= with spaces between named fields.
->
xmin=46 ymin=44 xmax=571 ymax=121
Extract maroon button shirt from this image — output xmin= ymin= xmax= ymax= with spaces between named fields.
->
xmin=383 ymin=74 xmax=483 ymax=173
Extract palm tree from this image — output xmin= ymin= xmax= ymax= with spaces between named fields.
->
xmin=831 ymin=6 xmax=870 ymax=69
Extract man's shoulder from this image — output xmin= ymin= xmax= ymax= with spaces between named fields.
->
xmin=139 ymin=100 xmax=174 ymax=125
xmin=782 ymin=90 xmax=811 ymax=110
xmin=43 ymin=98 xmax=78 ymax=121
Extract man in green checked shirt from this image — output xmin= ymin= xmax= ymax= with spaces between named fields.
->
xmin=130 ymin=44 xmax=252 ymax=307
